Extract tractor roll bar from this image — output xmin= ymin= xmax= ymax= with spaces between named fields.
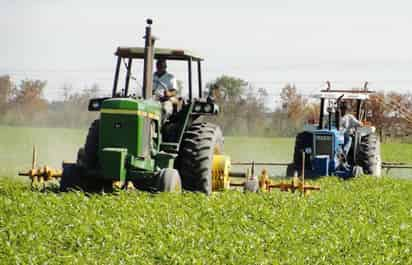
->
xmin=124 ymin=57 xmax=132 ymax=96
xmin=197 ymin=61 xmax=202 ymax=98
xmin=188 ymin=58 xmax=192 ymax=100
xmin=112 ymin=56 xmax=121 ymax=97
xmin=318 ymin=98 xmax=325 ymax=129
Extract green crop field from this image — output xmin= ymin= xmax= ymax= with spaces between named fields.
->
xmin=1 ymin=126 xmax=412 ymax=264
xmin=1 ymin=177 xmax=411 ymax=264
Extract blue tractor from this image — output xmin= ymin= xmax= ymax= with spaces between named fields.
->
xmin=288 ymin=84 xmax=381 ymax=178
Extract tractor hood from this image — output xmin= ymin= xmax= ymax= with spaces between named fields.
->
xmin=101 ymin=98 xmax=162 ymax=117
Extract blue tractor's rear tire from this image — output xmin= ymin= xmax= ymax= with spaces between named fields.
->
xmin=356 ymin=133 xmax=381 ymax=177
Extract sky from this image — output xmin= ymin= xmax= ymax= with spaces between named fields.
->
xmin=1 ymin=0 xmax=411 ymax=103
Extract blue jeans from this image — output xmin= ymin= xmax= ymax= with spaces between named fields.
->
xmin=343 ymin=133 xmax=352 ymax=156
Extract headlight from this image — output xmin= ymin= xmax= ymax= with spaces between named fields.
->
xmin=194 ymin=104 xmax=202 ymax=112
xmin=203 ymin=104 xmax=212 ymax=113
xmin=88 ymin=98 xmax=108 ymax=111
xmin=92 ymin=101 xmax=100 ymax=109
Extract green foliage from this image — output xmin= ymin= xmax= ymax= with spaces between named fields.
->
xmin=207 ymin=75 xmax=248 ymax=101
xmin=0 ymin=177 xmax=411 ymax=264
xmin=206 ymin=75 xmax=259 ymax=136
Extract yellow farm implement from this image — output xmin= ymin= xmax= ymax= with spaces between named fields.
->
xmin=20 ymin=146 xmax=321 ymax=195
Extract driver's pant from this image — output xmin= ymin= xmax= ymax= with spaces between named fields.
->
xmin=343 ymin=133 xmax=352 ymax=156
xmin=161 ymin=100 xmax=173 ymax=121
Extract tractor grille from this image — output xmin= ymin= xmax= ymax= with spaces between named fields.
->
xmin=314 ymin=134 xmax=333 ymax=157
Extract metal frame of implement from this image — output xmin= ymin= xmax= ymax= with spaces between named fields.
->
xmin=229 ymin=152 xmax=321 ymax=195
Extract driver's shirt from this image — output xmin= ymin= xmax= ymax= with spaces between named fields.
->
xmin=340 ymin=114 xmax=362 ymax=134
xmin=153 ymin=72 xmax=177 ymax=100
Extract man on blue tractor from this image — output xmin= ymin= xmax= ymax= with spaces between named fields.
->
xmin=339 ymin=101 xmax=363 ymax=157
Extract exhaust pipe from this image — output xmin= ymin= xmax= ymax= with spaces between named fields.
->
xmin=142 ymin=18 xmax=156 ymax=99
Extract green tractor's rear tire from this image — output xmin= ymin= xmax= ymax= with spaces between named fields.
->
xmin=177 ymin=122 xmax=223 ymax=195
xmin=288 ymin=132 xmax=306 ymax=177
xmin=286 ymin=164 xmax=297 ymax=177
xmin=157 ymin=168 xmax=182 ymax=192
xmin=356 ymin=133 xmax=382 ymax=177
xmin=63 ymin=119 xmax=106 ymax=192
xmin=82 ymin=119 xmax=100 ymax=169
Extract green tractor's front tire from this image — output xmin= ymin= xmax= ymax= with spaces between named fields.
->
xmin=177 ymin=122 xmax=224 ymax=195
xmin=60 ymin=163 xmax=112 ymax=193
xmin=60 ymin=163 xmax=83 ymax=191
xmin=76 ymin=119 xmax=99 ymax=169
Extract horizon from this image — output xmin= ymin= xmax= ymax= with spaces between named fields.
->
xmin=1 ymin=0 xmax=411 ymax=103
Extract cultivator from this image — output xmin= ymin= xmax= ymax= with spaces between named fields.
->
xmin=19 ymin=148 xmax=320 ymax=195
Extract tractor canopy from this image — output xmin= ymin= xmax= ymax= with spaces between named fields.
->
xmin=112 ymin=46 xmax=205 ymax=100
xmin=315 ymin=90 xmax=373 ymax=100
xmin=115 ymin=47 xmax=203 ymax=61
xmin=314 ymin=87 xmax=376 ymax=131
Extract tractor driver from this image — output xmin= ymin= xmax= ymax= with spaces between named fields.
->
xmin=339 ymin=102 xmax=363 ymax=156
xmin=153 ymin=59 xmax=177 ymax=99
xmin=153 ymin=59 xmax=178 ymax=120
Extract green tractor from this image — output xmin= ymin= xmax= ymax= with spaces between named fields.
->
xmin=60 ymin=19 xmax=227 ymax=194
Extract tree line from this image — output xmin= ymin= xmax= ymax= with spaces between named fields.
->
xmin=0 ymin=75 xmax=98 ymax=128
xmin=1 ymin=74 xmax=412 ymax=138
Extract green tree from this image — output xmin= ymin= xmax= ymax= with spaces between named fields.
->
xmin=205 ymin=75 xmax=249 ymax=135
xmin=207 ymin=75 xmax=248 ymax=101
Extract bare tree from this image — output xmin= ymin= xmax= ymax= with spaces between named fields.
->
xmin=61 ymin=83 xmax=73 ymax=101
xmin=280 ymin=83 xmax=306 ymax=124
xmin=0 ymin=76 xmax=12 ymax=116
